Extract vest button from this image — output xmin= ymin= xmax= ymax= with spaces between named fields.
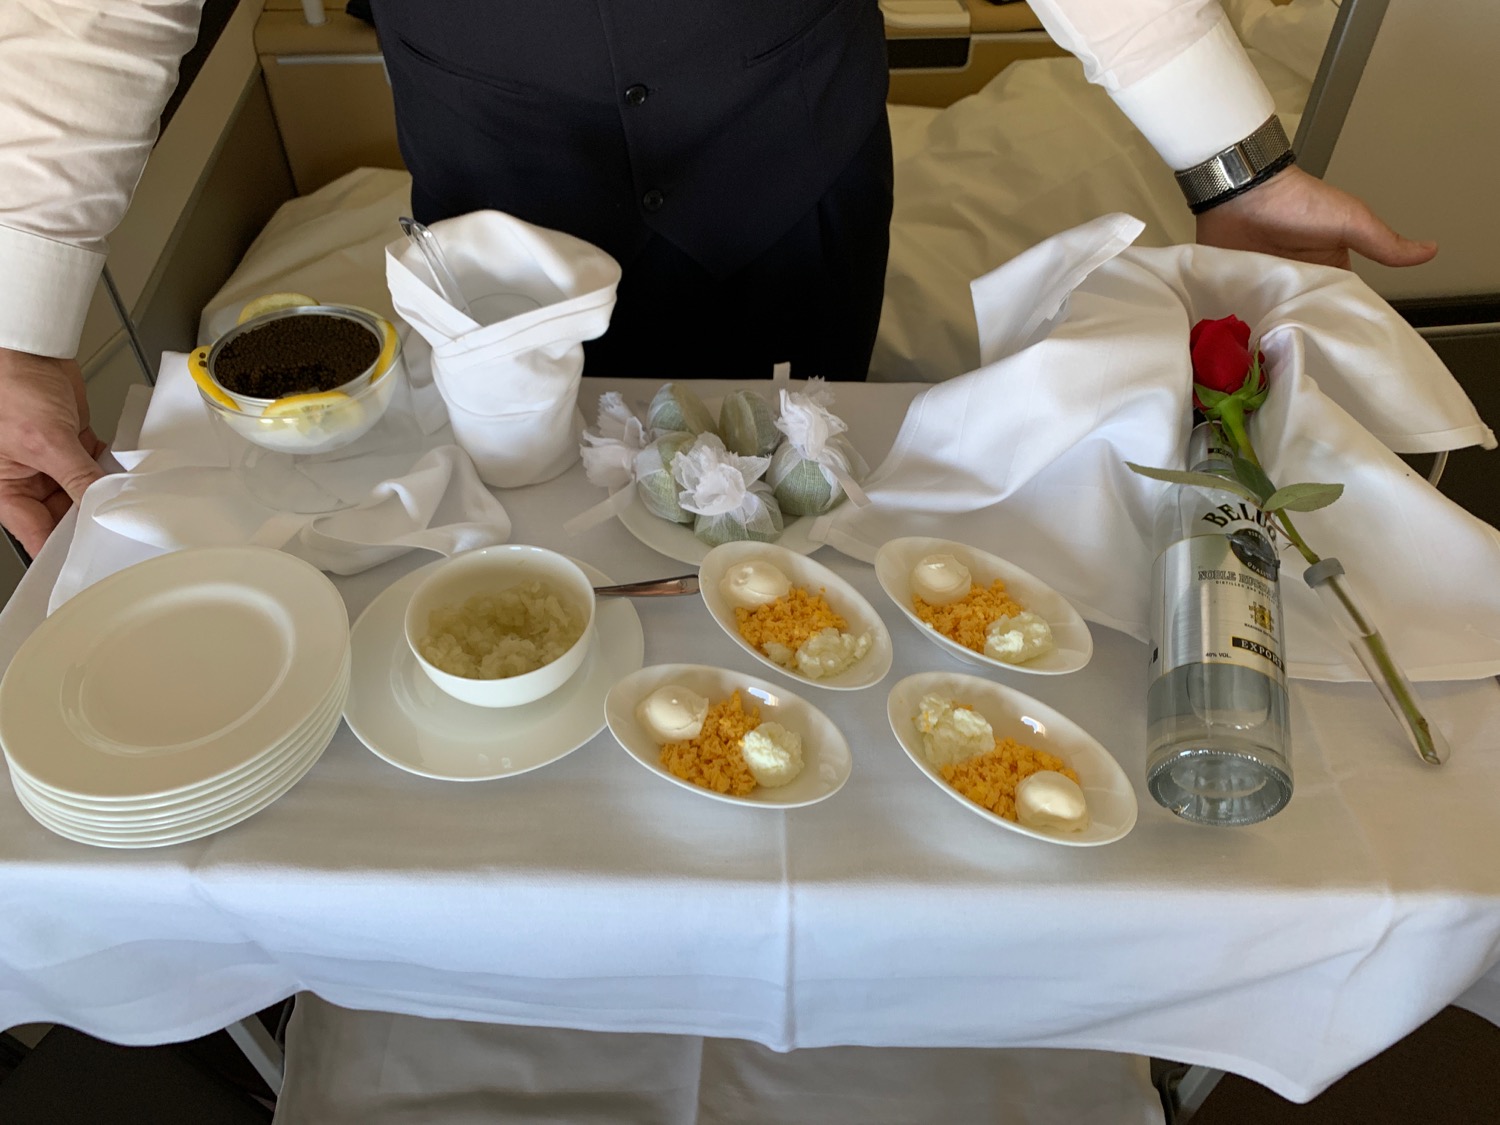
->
xmin=623 ymin=84 xmax=649 ymax=106
xmin=642 ymin=189 xmax=665 ymax=213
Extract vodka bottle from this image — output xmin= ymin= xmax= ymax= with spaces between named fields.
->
xmin=1145 ymin=422 xmax=1291 ymax=825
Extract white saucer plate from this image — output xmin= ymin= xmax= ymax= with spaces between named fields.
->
xmin=617 ymin=499 xmax=821 ymax=568
xmin=698 ymin=541 xmax=892 ymax=691
xmin=345 ymin=558 xmax=644 ymax=781
xmin=885 ymin=671 xmax=1136 ymax=847
xmin=0 ymin=547 xmax=348 ymax=800
xmin=874 ymin=537 xmax=1092 ymax=676
xmin=613 ymin=393 xmax=835 ymax=567
xmin=605 ymin=663 xmax=851 ymax=809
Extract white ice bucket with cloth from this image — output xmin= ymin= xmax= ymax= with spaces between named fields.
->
xmin=387 ymin=211 xmax=621 ymax=488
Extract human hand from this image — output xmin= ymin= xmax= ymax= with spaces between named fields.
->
xmin=0 ymin=347 xmax=108 ymax=557
xmin=1196 ymin=165 xmax=1437 ymax=271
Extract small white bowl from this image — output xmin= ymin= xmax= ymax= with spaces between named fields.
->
xmin=605 ymin=663 xmax=852 ymax=809
xmin=699 ymin=541 xmax=893 ymax=691
xmin=404 ymin=545 xmax=596 ymax=708
xmin=886 ymin=671 xmax=1136 ymax=847
xmin=874 ymin=536 xmax=1092 ymax=676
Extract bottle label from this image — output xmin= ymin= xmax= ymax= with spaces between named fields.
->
xmin=1150 ymin=529 xmax=1286 ymax=679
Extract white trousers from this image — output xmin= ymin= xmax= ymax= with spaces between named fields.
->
xmin=273 ymin=994 xmax=1165 ymax=1125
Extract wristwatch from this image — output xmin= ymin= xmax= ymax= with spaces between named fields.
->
xmin=1174 ymin=115 xmax=1296 ymax=215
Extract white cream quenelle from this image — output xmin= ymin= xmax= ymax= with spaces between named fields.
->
xmin=636 ymin=684 xmax=710 ymax=744
xmin=913 ymin=693 xmax=993 ymax=768
xmin=984 ymin=611 xmax=1055 ymax=664
xmin=1015 ymin=770 xmax=1090 ymax=832
xmin=719 ymin=560 xmax=791 ymax=609
xmin=741 ymin=721 xmax=804 ymax=788
xmin=911 ymin=554 xmax=972 ymax=606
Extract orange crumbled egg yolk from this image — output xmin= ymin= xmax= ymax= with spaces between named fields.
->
xmin=940 ymin=733 xmax=1079 ymax=822
xmin=660 ymin=691 xmax=760 ymax=796
xmin=736 ymin=586 xmax=847 ymax=654
xmin=913 ymin=580 xmax=1025 ymax=655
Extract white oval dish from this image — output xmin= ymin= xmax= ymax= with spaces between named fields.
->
xmin=874 ymin=536 xmax=1093 ymax=676
xmin=605 ymin=663 xmax=852 ymax=809
xmin=885 ymin=671 xmax=1136 ymax=847
xmin=699 ymin=542 xmax=893 ymax=691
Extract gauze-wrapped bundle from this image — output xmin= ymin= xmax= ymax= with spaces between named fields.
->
xmin=635 ymin=432 xmax=699 ymax=524
xmin=579 ymin=392 xmax=648 ymax=493
xmin=767 ymin=379 xmax=869 ymax=516
xmin=718 ymin=389 xmax=781 ymax=456
xmin=648 ymin=383 xmax=717 ymax=437
xmin=672 ymin=433 xmax=784 ymax=546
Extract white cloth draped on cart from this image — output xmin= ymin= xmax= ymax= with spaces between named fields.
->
xmin=813 ymin=213 xmax=1499 ymax=682
xmin=274 ymin=995 xmax=1165 ymax=1125
xmin=48 ymin=354 xmax=509 ymax=612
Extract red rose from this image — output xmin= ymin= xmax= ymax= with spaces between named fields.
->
xmin=1190 ymin=315 xmax=1261 ymax=402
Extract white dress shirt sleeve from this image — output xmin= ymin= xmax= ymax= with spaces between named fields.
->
xmin=0 ymin=1 xmax=204 ymax=358
xmin=1029 ymin=0 xmax=1277 ymax=171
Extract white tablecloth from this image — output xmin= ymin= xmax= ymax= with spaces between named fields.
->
xmin=2 ymin=379 xmax=1498 ymax=1104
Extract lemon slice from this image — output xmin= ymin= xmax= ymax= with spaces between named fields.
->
xmin=262 ymin=390 xmax=353 ymax=432
xmin=237 ymin=292 xmax=319 ymax=325
xmin=187 ymin=346 xmax=237 ymax=410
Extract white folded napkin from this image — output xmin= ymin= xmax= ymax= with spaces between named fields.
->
xmin=387 ymin=210 xmax=621 ymax=489
xmin=813 ymin=214 xmax=1500 ymax=682
xmin=50 ymin=352 xmax=511 ymax=612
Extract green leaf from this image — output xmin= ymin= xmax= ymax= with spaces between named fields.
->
xmin=1125 ymin=463 xmax=1263 ymax=504
xmin=1263 ymin=481 xmax=1345 ymax=512
xmin=1230 ymin=456 xmax=1276 ymax=503
xmin=1194 ymin=383 xmax=1229 ymax=408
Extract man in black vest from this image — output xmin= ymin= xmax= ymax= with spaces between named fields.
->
xmin=372 ymin=0 xmax=893 ymax=382
xmin=366 ymin=0 xmax=1434 ymax=384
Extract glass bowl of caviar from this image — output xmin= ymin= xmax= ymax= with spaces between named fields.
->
xmin=190 ymin=304 xmax=405 ymax=455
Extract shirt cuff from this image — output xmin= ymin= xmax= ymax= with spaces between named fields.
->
xmin=1109 ymin=16 xmax=1278 ymax=172
xmin=0 ymin=224 xmax=105 ymax=359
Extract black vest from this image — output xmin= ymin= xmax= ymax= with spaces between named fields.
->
xmin=370 ymin=0 xmax=888 ymax=279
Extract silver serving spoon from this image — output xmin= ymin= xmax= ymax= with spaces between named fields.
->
xmin=593 ymin=574 xmax=699 ymax=599
xmin=398 ymin=216 xmax=474 ymax=318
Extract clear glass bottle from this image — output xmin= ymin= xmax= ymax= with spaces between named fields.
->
xmin=1145 ymin=423 xmax=1292 ymax=825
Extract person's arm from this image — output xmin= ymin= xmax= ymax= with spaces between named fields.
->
xmin=1026 ymin=0 xmax=1436 ymax=270
xmin=0 ymin=1 xmax=204 ymax=556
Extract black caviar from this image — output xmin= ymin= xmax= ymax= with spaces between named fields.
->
xmin=215 ymin=315 xmax=381 ymax=400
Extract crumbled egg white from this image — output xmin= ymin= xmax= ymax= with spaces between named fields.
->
xmin=910 ymin=554 xmax=972 ymax=606
xmin=740 ymin=721 xmax=804 ymax=788
xmin=1015 ymin=770 xmax=1090 ymax=832
xmin=983 ymin=611 xmax=1055 ymax=665
xmin=913 ymin=692 xmax=994 ymax=768
xmin=765 ymin=627 xmax=873 ymax=680
xmin=719 ymin=561 xmax=792 ymax=609
xmin=637 ymin=684 xmax=710 ymax=744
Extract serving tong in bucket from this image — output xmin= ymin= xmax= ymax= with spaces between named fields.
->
xmin=398 ymin=216 xmax=473 ymax=319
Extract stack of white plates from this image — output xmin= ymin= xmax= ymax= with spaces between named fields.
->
xmin=0 ymin=547 xmax=349 ymax=849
